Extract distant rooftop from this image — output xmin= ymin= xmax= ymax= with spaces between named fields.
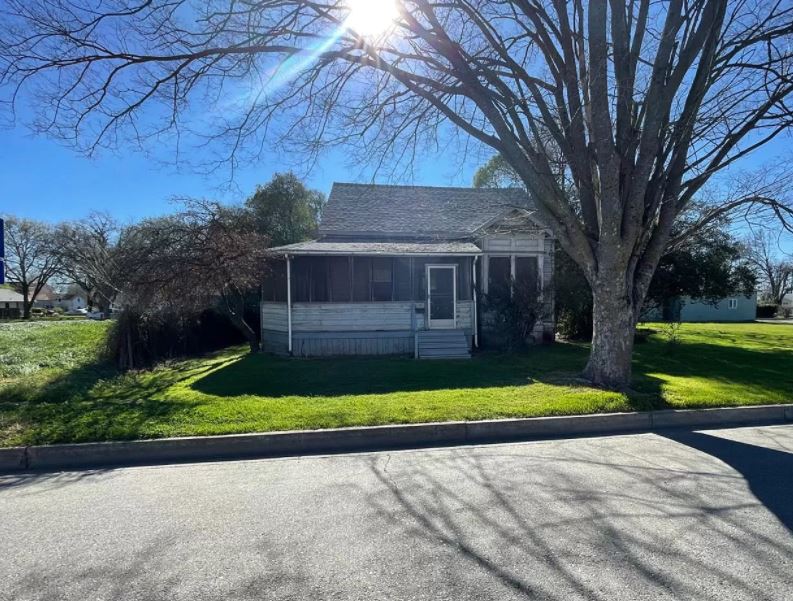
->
xmin=319 ymin=183 xmax=533 ymax=239
xmin=0 ymin=288 xmax=24 ymax=302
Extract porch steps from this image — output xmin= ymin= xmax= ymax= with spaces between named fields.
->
xmin=417 ymin=330 xmax=471 ymax=359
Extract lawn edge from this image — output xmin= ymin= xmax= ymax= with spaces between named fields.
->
xmin=3 ymin=403 xmax=793 ymax=473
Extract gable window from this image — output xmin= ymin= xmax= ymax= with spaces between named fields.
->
xmin=728 ymin=298 xmax=738 ymax=310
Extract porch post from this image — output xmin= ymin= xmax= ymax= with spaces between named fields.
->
xmin=472 ymin=255 xmax=479 ymax=348
xmin=286 ymin=254 xmax=293 ymax=355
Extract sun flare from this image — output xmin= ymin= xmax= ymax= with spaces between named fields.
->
xmin=345 ymin=0 xmax=399 ymax=37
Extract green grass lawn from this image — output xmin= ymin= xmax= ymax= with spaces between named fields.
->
xmin=1 ymin=320 xmax=791 ymax=447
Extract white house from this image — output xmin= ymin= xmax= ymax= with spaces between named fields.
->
xmin=261 ymin=183 xmax=554 ymax=358
xmin=0 ymin=288 xmax=25 ymax=319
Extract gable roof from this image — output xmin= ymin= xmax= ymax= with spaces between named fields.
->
xmin=319 ymin=183 xmax=535 ymax=239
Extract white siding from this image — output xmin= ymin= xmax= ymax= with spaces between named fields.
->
xmin=261 ymin=302 xmax=289 ymax=332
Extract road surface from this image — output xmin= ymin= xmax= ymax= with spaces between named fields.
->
xmin=2 ymin=425 xmax=793 ymax=600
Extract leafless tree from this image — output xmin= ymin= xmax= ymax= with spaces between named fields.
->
xmin=2 ymin=216 xmax=61 ymax=318
xmin=2 ymin=1 xmax=793 ymax=387
xmin=118 ymin=200 xmax=270 ymax=355
xmin=745 ymin=230 xmax=793 ymax=306
xmin=54 ymin=213 xmax=124 ymax=316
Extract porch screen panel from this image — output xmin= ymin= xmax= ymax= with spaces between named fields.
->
xmin=353 ymin=257 xmax=371 ymax=301
xmin=310 ymin=257 xmax=329 ymax=302
xmin=412 ymin=258 xmax=429 ymax=300
xmin=394 ymin=258 xmax=412 ymax=301
xmin=515 ymin=256 xmax=539 ymax=292
xmin=456 ymin=258 xmax=472 ymax=300
xmin=262 ymin=260 xmax=287 ymax=302
xmin=371 ymin=258 xmax=393 ymax=301
xmin=488 ymin=256 xmax=511 ymax=293
xmin=329 ymin=257 xmax=351 ymax=302
xmin=292 ymin=257 xmax=311 ymax=302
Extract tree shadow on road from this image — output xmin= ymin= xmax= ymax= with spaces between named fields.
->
xmin=361 ymin=432 xmax=793 ymax=600
xmin=662 ymin=429 xmax=793 ymax=533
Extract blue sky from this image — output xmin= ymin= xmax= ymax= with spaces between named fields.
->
xmin=1 ymin=119 xmax=791 ymax=258
xmin=0 ymin=122 xmax=480 ymax=224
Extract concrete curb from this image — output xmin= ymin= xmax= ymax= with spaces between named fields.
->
xmin=1 ymin=404 xmax=791 ymax=473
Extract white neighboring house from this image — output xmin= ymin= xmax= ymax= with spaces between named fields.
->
xmin=34 ymin=287 xmax=89 ymax=312
xmin=0 ymin=288 xmax=25 ymax=319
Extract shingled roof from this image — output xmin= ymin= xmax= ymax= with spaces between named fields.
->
xmin=319 ymin=183 xmax=533 ymax=239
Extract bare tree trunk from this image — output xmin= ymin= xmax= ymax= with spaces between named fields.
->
xmin=21 ymin=286 xmax=32 ymax=319
xmin=230 ymin=314 xmax=261 ymax=353
xmin=583 ymin=280 xmax=638 ymax=389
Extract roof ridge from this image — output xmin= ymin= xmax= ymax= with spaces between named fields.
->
xmin=331 ymin=182 xmax=525 ymax=193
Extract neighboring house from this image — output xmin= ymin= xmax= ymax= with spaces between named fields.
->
xmin=644 ymin=293 xmax=757 ymax=323
xmin=261 ymin=183 xmax=554 ymax=358
xmin=35 ymin=286 xmax=88 ymax=312
xmin=0 ymin=287 xmax=25 ymax=319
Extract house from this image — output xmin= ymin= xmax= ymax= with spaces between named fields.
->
xmin=644 ymin=293 xmax=757 ymax=323
xmin=261 ymin=183 xmax=554 ymax=358
xmin=34 ymin=285 xmax=88 ymax=312
xmin=0 ymin=287 xmax=25 ymax=319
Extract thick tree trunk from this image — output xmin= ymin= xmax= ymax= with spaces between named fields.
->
xmin=22 ymin=288 xmax=32 ymax=319
xmin=583 ymin=283 xmax=638 ymax=390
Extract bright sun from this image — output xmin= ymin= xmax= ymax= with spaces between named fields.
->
xmin=345 ymin=0 xmax=399 ymax=37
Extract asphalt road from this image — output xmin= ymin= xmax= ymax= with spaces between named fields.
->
xmin=2 ymin=425 xmax=793 ymax=601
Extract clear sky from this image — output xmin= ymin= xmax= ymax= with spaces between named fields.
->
xmin=1 ymin=117 xmax=791 ymax=257
xmin=0 ymin=122 xmax=482 ymax=225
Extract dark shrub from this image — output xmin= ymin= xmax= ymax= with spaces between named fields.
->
xmin=756 ymin=304 xmax=778 ymax=319
xmin=481 ymin=279 xmax=546 ymax=350
xmin=108 ymin=308 xmax=247 ymax=370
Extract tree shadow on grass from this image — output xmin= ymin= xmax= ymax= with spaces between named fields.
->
xmin=190 ymin=338 xmax=792 ymax=407
xmin=0 ymin=356 xmax=238 ymax=447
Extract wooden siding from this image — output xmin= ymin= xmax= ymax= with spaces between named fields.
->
xmin=260 ymin=300 xmax=476 ymax=355
xmin=292 ymin=331 xmax=414 ymax=357
xmin=261 ymin=302 xmax=289 ymax=333
xmin=267 ymin=300 xmax=476 ymax=332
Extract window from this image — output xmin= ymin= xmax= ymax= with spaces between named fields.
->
xmin=488 ymin=256 xmax=511 ymax=293
xmin=515 ymin=256 xmax=539 ymax=293
xmin=371 ymin=258 xmax=393 ymax=301
xmin=728 ymin=298 xmax=738 ymax=310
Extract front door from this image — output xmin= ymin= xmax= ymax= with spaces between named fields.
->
xmin=427 ymin=265 xmax=456 ymax=329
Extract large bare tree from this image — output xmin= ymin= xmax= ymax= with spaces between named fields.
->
xmin=745 ymin=230 xmax=793 ymax=306
xmin=2 ymin=216 xmax=61 ymax=319
xmin=54 ymin=213 xmax=124 ymax=316
xmin=2 ymin=1 xmax=792 ymax=387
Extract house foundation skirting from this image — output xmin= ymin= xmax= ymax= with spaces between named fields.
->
xmin=262 ymin=329 xmax=474 ymax=357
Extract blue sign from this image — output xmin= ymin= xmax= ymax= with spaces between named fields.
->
xmin=0 ymin=217 xmax=4 ymax=285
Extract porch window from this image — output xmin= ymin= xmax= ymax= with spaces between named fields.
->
xmin=371 ymin=258 xmax=393 ymax=301
xmin=353 ymin=257 xmax=371 ymax=301
xmin=394 ymin=258 xmax=412 ymax=301
xmin=287 ymin=255 xmax=475 ymax=303
xmin=329 ymin=257 xmax=351 ymax=302
xmin=515 ymin=256 xmax=539 ymax=292
xmin=488 ymin=256 xmax=511 ymax=292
